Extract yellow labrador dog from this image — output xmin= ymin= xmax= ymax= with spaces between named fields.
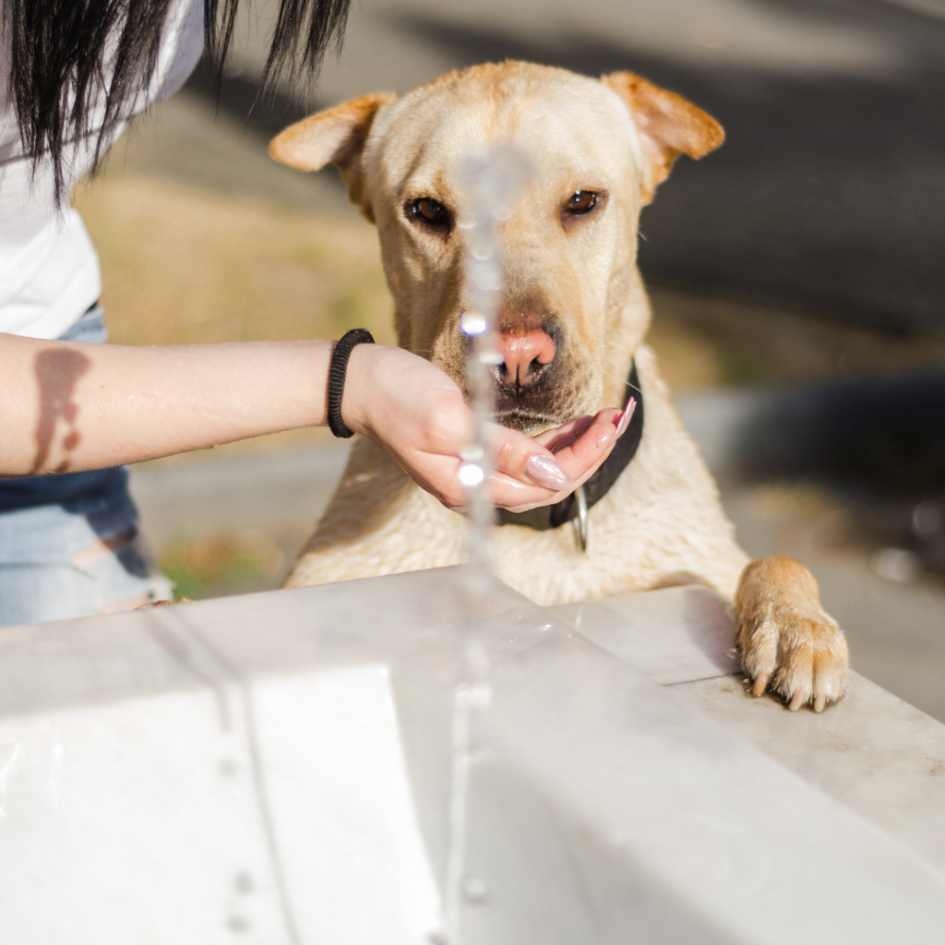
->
xmin=269 ymin=61 xmax=849 ymax=712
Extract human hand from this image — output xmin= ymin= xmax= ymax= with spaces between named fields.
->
xmin=344 ymin=344 xmax=633 ymax=511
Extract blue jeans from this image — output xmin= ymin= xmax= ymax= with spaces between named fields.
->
xmin=0 ymin=306 xmax=173 ymax=627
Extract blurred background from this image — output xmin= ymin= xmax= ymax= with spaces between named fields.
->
xmin=80 ymin=0 xmax=945 ymax=719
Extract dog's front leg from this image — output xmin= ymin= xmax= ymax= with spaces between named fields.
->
xmin=734 ymin=555 xmax=849 ymax=712
xmin=644 ymin=524 xmax=849 ymax=712
xmin=286 ymin=438 xmax=466 ymax=588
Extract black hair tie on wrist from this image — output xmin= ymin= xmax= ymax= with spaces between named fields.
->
xmin=327 ymin=328 xmax=375 ymax=438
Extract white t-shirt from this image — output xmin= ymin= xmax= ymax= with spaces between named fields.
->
xmin=0 ymin=0 xmax=203 ymax=339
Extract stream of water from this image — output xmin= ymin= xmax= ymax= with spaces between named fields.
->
xmin=439 ymin=145 xmax=534 ymax=945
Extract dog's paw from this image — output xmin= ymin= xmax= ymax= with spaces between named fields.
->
xmin=736 ymin=605 xmax=849 ymax=712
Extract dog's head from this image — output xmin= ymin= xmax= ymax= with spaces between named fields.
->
xmin=270 ymin=62 xmax=723 ymax=431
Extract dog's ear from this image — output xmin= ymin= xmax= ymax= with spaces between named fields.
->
xmin=601 ymin=72 xmax=724 ymax=205
xmin=268 ymin=92 xmax=396 ymax=217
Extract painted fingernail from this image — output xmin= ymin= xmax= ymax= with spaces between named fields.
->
xmin=525 ymin=454 xmax=569 ymax=490
xmin=595 ymin=427 xmax=616 ymax=449
xmin=616 ymin=398 xmax=637 ymax=438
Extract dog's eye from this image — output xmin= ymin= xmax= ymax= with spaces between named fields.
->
xmin=564 ymin=191 xmax=601 ymax=216
xmin=406 ymin=197 xmax=453 ymax=232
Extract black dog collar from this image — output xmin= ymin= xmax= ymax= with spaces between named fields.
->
xmin=497 ymin=359 xmax=644 ymax=534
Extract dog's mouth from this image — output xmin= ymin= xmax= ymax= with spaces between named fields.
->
xmin=457 ymin=373 xmax=564 ymax=431
xmin=493 ymin=405 xmax=563 ymax=433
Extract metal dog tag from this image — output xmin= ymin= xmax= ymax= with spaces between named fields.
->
xmin=573 ymin=485 xmax=589 ymax=552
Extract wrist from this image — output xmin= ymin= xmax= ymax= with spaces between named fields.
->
xmin=339 ymin=342 xmax=379 ymax=437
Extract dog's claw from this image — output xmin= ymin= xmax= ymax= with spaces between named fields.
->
xmin=814 ymin=694 xmax=827 ymax=713
xmin=788 ymin=690 xmax=807 ymax=712
xmin=751 ymin=673 xmax=769 ymax=698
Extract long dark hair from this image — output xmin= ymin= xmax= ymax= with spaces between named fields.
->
xmin=7 ymin=0 xmax=350 ymax=200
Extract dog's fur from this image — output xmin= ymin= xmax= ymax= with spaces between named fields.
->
xmin=269 ymin=61 xmax=849 ymax=711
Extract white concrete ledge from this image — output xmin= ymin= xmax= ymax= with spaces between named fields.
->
xmin=1 ymin=570 xmax=943 ymax=943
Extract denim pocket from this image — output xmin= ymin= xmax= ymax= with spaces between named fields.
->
xmin=0 ymin=477 xmax=173 ymax=625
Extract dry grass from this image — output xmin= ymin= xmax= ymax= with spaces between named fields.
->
xmin=159 ymin=528 xmax=289 ymax=598
xmin=76 ymin=174 xmax=394 ymax=347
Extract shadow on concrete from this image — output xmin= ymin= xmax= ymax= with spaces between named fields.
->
xmin=709 ymin=368 xmax=945 ymax=578
xmin=735 ymin=371 xmax=945 ymax=496
xmin=180 ymin=57 xmax=346 ymax=197
xmin=184 ymin=57 xmax=322 ymax=146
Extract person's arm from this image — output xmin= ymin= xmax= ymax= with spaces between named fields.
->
xmin=0 ymin=333 xmax=333 ymax=474
xmin=0 ymin=333 xmax=627 ymax=509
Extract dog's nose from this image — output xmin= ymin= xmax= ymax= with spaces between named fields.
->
xmin=496 ymin=328 xmax=557 ymax=389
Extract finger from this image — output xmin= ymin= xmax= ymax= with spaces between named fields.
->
xmin=487 ymin=407 xmax=630 ymax=512
xmin=483 ymin=408 xmax=622 ymax=506
xmin=532 ymin=414 xmax=599 ymax=452
xmin=546 ymin=408 xmax=624 ymax=484
xmin=531 ymin=406 xmax=621 ymax=453
xmin=414 ymin=450 xmax=559 ymax=513
xmin=401 ymin=450 xmax=472 ymax=511
xmin=488 ymin=474 xmax=556 ymax=510
xmin=487 ymin=425 xmax=570 ymax=491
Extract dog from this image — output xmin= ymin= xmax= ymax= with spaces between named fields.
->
xmin=268 ymin=61 xmax=849 ymax=712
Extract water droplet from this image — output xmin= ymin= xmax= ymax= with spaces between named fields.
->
xmin=871 ymin=547 xmax=919 ymax=583
xmin=462 ymin=875 xmax=489 ymax=904
xmin=218 ymin=758 xmax=239 ymax=778
xmin=474 ymin=685 xmax=492 ymax=709
xmin=458 ymin=463 xmax=486 ymax=488
xmin=466 ymin=743 xmax=495 ymax=766
xmin=469 ymin=224 xmax=496 ymax=261
xmin=466 ymin=257 xmax=503 ymax=291
xmin=225 ymin=915 xmax=250 ymax=934
xmin=461 ymin=313 xmax=487 ymax=336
